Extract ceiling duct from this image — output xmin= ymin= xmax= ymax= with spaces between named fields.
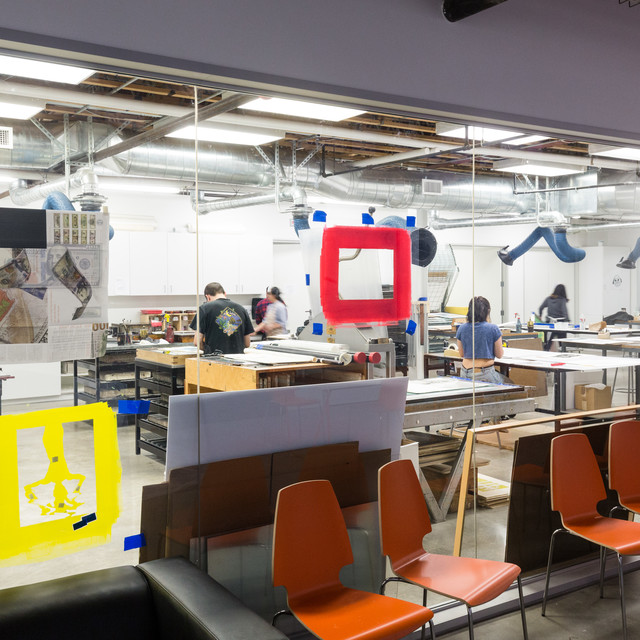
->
xmin=108 ymin=136 xmax=533 ymax=214
xmin=10 ymin=167 xmax=98 ymax=206
xmin=4 ymin=121 xmax=640 ymax=221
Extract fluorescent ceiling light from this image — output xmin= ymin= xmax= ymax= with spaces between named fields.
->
xmin=0 ymin=95 xmax=45 ymax=119
xmin=167 ymin=122 xmax=284 ymax=146
xmin=242 ymin=97 xmax=365 ymax=121
xmin=0 ymin=54 xmax=94 ymax=84
xmin=589 ymin=144 xmax=640 ymax=161
xmin=494 ymin=158 xmax=586 ymax=177
xmin=435 ymin=122 xmax=548 ymax=145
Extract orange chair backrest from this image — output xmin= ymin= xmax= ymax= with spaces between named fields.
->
xmin=378 ymin=460 xmax=431 ymax=569
xmin=550 ymin=433 xmax=606 ymax=525
xmin=609 ymin=420 xmax=640 ymax=504
xmin=272 ymin=479 xmax=353 ymax=599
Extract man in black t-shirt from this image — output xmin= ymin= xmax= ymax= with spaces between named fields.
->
xmin=190 ymin=282 xmax=253 ymax=354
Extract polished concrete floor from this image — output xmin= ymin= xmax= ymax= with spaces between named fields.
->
xmin=3 ymin=379 xmax=640 ymax=640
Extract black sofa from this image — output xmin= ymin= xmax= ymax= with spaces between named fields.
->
xmin=0 ymin=557 xmax=289 ymax=640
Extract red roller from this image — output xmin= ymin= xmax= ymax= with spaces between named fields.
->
xmin=353 ymin=352 xmax=367 ymax=364
xmin=367 ymin=352 xmax=382 ymax=364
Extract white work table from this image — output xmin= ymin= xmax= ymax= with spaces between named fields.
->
xmin=434 ymin=347 xmax=640 ymax=414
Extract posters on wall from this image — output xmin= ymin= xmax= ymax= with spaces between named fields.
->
xmin=0 ymin=209 xmax=109 ymax=363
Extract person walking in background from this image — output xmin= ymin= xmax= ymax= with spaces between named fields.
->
xmin=538 ymin=284 xmax=570 ymax=351
xmin=456 ymin=296 xmax=511 ymax=384
xmin=254 ymin=287 xmax=271 ymax=339
xmin=190 ymin=281 xmax=253 ymax=354
xmin=254 ymin=286 xmax=288 ymax=337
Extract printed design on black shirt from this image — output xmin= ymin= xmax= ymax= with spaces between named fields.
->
xmin=216 ymin=306 xmax=242 ymax=336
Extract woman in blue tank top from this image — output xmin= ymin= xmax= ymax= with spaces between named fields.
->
xmin=456 ymin=296 xmax=510 ymax=384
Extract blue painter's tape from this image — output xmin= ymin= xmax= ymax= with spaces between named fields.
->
xmin=73 ymin=520 xmax=87 ymax=531
xmin=83 ymin=512 xmax=97 ymax=524
xmin=313 ymin=210 xmax=327 ymax=222
xmin=361 ymin=213 xmax=374 ymax=225
xmin=124 ymin=533 xmax=146 ymax=551
xmin=405 ymin=319 xmax=417 ymax=335
xmin=312 ymin=323 xmax=323 ymax=335
xmin=305 ymin=273 xmax=310 ymax=286
xmin=406 ymin=215 xmax=416 ymax=228
xmin=418 ymin=297 xmax=428 ymax=301
xmin=118 ymin=399 xmax=151 ymax=415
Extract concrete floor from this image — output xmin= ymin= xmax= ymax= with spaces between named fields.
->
xmin=2 ymin=379 xmax=640 ymax=640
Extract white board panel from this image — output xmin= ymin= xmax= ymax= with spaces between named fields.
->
xmin=165 ymin=377 xmax=408 ymax=476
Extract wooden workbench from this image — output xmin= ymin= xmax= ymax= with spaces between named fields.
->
xmin=184 ymin=357 xmax=366 ymax=393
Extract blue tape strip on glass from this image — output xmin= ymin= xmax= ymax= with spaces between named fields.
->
xmin=406 ymin=215 xmax=416 ymax=228
xmin=313 ymin=210 xmax=327 ymax=222
xmin=418 ymin=297 xmax=428 ymax=301
xmin=118 ymin=399 xmax=151 ymax=414
xmin=83 ymin=513 xmax=97 ymax=524
xmin=305 ymin=273 xmax=310 ymax=286
xmin=312 ymin=323 xmax=323 ymax=335
xmin=405 ymin=319 xmax=417 ymax=335
xmin=73 ymin=520 xmax=87 ymax=530
xmin=361 ymin=213 xmax=374 ymax=225
xmin=124 ymin=533 xmax=147 ymax=551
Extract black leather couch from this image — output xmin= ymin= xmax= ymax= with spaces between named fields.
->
xmin=0 ymin=557 xmax=288 ymax=640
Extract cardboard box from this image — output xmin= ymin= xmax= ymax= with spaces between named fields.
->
xmin=503 ymin=336 xmax=547 ymax=397
xmin=574 ymin=384 xmax=612 ymax=411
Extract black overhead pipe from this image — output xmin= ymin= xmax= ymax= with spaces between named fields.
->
xmin=442 ymin=0 xmax=509 ymax=22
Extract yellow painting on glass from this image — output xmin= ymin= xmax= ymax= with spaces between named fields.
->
xmin=0 ymin=402 xmax=121 ymax=566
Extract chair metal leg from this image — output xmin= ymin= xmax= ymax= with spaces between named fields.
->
xmin=542 ymin=528 xmax=564 ymax=616
xmin=421 ymin=590 xmax=428 ymax=640
xmin=466 ymin=605 xmax=474 ymax=640
xmin=428 ymin=618 xmax=436 ymax=640
xmin=380 ymin=575 xmax=405 ymax=595
xmin=599 ymin=546 xmax=606 ymax=598
xmin=617 ymin=553 xmax=628 ymax=640
xmin=517 ymin=575 xmax=529 ymax=640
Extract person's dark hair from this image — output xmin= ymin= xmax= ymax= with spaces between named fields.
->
xmin=204 ymin=282 xmax=225 ymax=297
xmin=466 ymin=296 xmax=491 ymax=323
xmin=551 ymin=284 xmax=569 ymax=301
xmin=268 ymin=286 xmax=286 ymax=305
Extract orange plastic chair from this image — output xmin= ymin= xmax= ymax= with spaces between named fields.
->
xmin=609 ymin=419 xmax=640 ymax=517
xmin=272 ymin=479 xmax=434 ymax=640
xmin=378 ymin=460 xmax=527 ymax=640
xmin=543 ymin=432 xmax=640 ymax=640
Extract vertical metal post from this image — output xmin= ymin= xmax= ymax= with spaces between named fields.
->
xmin=87 ymin=115 xmax=94 ymax=167
xmin=63 ymin=113 xmax=71 ymax=196
xmin=291 ymin=140 xmax=297 ymax=189
xmin=274 ymin=143 xmax=280 ymax=210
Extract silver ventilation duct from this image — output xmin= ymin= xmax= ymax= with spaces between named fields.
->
xmin=10 ymin=167 xmax=99 ymax=206
xmin=108 ymin=136 xmax=535 ymax=214
xmin=4 ymin=121 xmax=640 ymax=221
xmin=191 ymin=185 xmax=309 ymax=214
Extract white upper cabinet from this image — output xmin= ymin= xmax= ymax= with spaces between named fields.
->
xmin=107 ymin=229 xmax=131 ymax=295
xmin=107 ymin=230 xmax=273 ymax=297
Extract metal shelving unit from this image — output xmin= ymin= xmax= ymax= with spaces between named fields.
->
xmin=73 ymin=345 xmax=144 ymax=425
xmin=134 ymin=358 xmax=185 ymax=461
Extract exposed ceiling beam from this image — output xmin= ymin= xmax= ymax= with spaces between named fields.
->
xmin=90 ymin=92 xmax=250 ymax=163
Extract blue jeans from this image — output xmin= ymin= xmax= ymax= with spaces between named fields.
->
xmin=460 ymin=365 xmax=511 ymax=385
xmin=506 ymin=227 xmax=586 ymax=264
xmin=627 ymin=237 xmax=640 ymax=263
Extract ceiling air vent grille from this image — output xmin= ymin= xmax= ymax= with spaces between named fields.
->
xmin=422 ymin=179 xmax=443 ymax=196
xmin=0 ymin=126 xmax=13 ymax=149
